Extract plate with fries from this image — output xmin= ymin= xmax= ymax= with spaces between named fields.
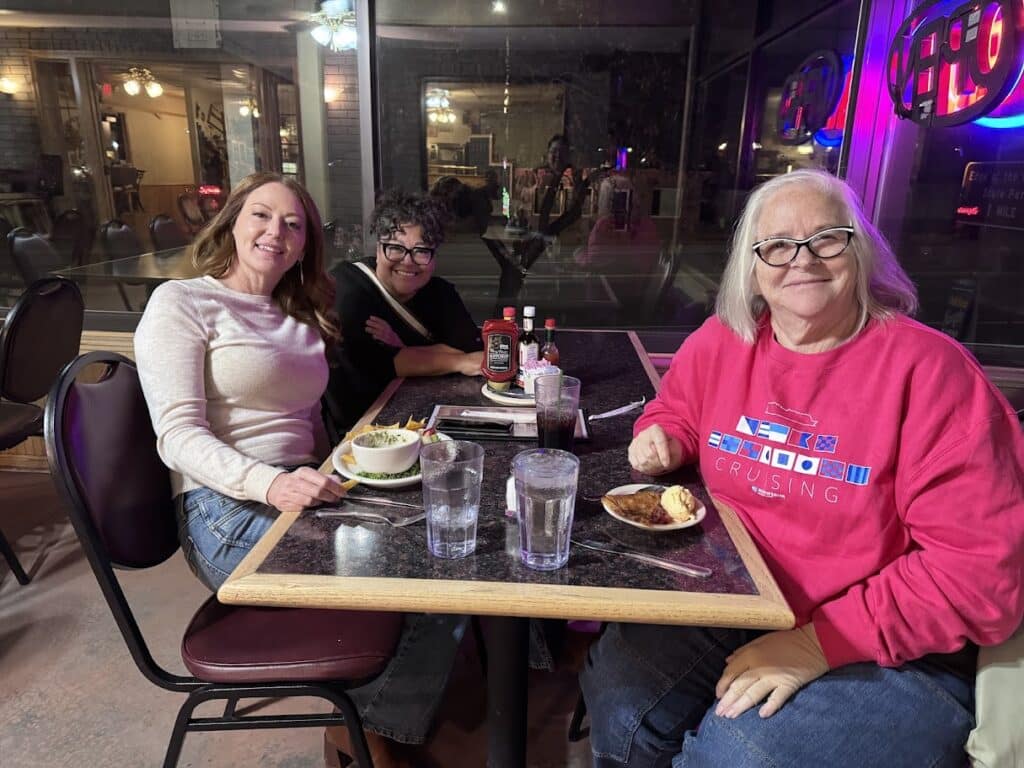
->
xmin=332 ymin=417 xmax=450 ymax=488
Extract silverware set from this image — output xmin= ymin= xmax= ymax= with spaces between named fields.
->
xmin=571 ymin=538 xmax=712 ymax=578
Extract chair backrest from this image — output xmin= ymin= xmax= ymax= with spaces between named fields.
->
xmin=148 ymin=214 xmax=189 ymax=251
xmin=198 ymin=194 xmax=221 ymax=220
xmin=7 ymin=227 xmax=69 ymax=286
xmin=0 ymin=277 xmax=83 ymax=403
xmin=177 ymin=194 xmax=205 ymax=230
xmin=99 ymin=219 xmax=144 ymax=260
xmin=109 ymin=165 xmax=139 ymax=188
xmin=44 ymin=351 xmax=195 ymax=692
xmin=52 ymin=208 xmax=92 ymax=266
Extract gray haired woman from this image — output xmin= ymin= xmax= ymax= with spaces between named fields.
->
xmin=582 ymin=169 xmax=1024 ymax=768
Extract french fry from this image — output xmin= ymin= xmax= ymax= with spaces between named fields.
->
xmin=339 ymin=478 xmax=360 ymax=492
xmin=404 ymin=415 xmax=427 ymax=430
xmin=340 ymin=453 xmax=358 ymax=466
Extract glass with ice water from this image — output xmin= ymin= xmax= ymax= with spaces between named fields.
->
xmin=421 ymin=440 xmax=485 ymax=559
xmin=512 ymin=448 xmax=580 ymax=570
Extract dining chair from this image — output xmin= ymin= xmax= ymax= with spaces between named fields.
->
xmin=148 ymin=213 xmax=190 ymax=251
xmin=7 ymin=227 xmax=70 ymax=286
xmin=52 ymin=208 xmax=94 ymax=267
xmin=44 ymin=351 xmax=403 ymax=767
xmin=177 ymin=193 xmax=206 ymax=234
xmin=98 ymin=219 xmax=145 ymax=310
xmin=0 ymin=277 xmax=84 ymax=585
xmin=110 ymin=165 xmax=144 ymax=215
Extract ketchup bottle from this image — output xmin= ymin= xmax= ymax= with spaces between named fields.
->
xmin=482 ymin=306 xmax=519 ymax=391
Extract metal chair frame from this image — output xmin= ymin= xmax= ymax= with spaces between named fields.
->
xmin=0 ymin=277 xmax=83 ymax=585
xmin=44 ymin=352 xmax=376 ymax=768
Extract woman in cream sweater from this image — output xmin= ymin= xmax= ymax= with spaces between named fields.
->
xmin=135 ymin=172 xmax=345 ymax=590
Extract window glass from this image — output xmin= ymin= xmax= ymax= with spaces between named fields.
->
xmin=0 ymin=3 xmax=358 ymax=316
xmin=374 ymin=9 xmax=693 ymax=330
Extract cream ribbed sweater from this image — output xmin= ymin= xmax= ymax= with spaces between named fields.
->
xmin=134 ymin=276 xmax=329 ymax=502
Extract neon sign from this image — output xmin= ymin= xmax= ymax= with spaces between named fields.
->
xmin=777 ymin=50 xmax=851 ymax=145
xmin=887 ymin=0 xmax=1024 ymax=127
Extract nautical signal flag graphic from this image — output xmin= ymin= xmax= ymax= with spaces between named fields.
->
xmin=787 ymin=430 xmax=814 ymax=449
xmin=739 ymin=440 xmax=761 ymax=459
xmin=814 ymin=435 xmax=838 ymax=453
xmin=758 ymin=421 xmax=791 ymax=443
xmin=719 ymin=434 xmax=742 ymax=453
xmin=845 ymin=464 xmax=871 ymax=486
xmin=819 ymin=459 xmax=846 ymax=480
xmin=794 ymin=455 xmax=820 ymax=475
xmin=708 ymin=431 xmax=722 ymax=448
xmin=736 ymin=416 xmax=760 ymax=436
xmin=771 ymin=448 xmax=796 ymax=470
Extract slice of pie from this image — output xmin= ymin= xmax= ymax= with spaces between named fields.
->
xmin=602 ymin=490 xmax=673 ymax=526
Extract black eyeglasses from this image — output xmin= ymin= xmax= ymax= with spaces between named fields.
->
xmin=379 ymin=241 xmax=436 ymax=266
xmin=752 ymin=226 xmax=854 ymax=267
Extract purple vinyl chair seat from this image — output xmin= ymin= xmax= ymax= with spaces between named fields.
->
xmin=183 ymin=599 xmax=402 ymax=684
xmin=44 ymin=351 xmax=402 ymax=767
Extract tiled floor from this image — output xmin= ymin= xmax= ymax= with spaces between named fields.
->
xmin=0 ymin=470 xmax=592 ymax=767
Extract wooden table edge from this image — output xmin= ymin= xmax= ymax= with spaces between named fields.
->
xmin=219 ymin=572 xmax=793 ymax=630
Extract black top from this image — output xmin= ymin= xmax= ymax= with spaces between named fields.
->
xmin=323 ymin=257 xmax=482 ymax=435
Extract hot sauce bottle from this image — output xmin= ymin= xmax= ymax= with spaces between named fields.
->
xmin=482 ymin=306 xmax=519 ymax=392
xmin=541 ymin=318 xmax=560 ymax=366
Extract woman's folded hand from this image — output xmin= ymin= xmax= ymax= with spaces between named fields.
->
xmin=267 ymin=467 xmax=347 ymax=514
xmin=714 ymin=624 xmax=829 ymax=720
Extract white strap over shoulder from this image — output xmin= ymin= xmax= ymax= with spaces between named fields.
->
xmin=353 ymin=261 xmax=434 ymax=342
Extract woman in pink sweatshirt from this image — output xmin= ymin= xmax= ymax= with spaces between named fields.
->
xmin=580 ymin=169 xmax=1024 ymax=768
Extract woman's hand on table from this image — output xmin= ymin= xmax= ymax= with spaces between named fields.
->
xmin=456 ymin=350 xmax=484 ymax=377
xmin=366 ymin=315 xmax=405 ymax=348
xmin=267 ymin=467 xmax=347 ymax=514
xmin=714 ymin=624 xmax=829 ymax=720
xmin=628 ymin=424 xmax=683 ymax=475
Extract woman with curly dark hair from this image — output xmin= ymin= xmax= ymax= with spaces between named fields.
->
xmin=324 ymin=188 xmax=483 ymax=433
xmin=134 ymin=172 xmax=346 ymax=590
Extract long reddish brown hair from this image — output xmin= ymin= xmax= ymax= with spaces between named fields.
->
xmin=191 ymin=172 xmax=340 ymax=346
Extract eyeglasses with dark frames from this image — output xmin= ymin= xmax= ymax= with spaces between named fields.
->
xmin=752 ymin=226 xmax=855 ymax=267
xmin=378 ymin=241 xmax=437 ymax=266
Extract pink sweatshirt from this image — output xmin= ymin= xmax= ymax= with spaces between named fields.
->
xmin=635 ymin=314 xmax=1024 ymax=669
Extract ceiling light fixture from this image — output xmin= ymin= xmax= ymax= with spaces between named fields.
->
xmin=425 ymin=88 xmax=457 ymax=124
xmin=309 ymin=0 xmax=358 ymax=52
xmin=122 ymin=67 xmax=163 ymax=98
xmin=239 ymin=98 xmax=260 ymax=118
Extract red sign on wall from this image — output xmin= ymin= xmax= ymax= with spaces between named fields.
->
xmin=887 ymin=0 xmax=1024 ymax=126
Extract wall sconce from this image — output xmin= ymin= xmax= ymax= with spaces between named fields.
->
xmin=0 ymin=76 xmax=19 ymax=96
xmin=309 ymin=0 xmax=357 ymax=52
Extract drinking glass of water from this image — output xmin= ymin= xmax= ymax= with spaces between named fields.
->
xmin=421 ymin=440 xmax=485 ymax=559
xmin=534 ymin=374 xmax=581 ymax=452
xmin=512 ymin=448 xmax=580 ymax=570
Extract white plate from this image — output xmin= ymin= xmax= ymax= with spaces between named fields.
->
xmin=601 ymin=484 xmax=706 ymax=532
xmin=481 ymin=383 xmax=536 ymax=406
xmin=331 ymin=432 xmax=451 ymax=489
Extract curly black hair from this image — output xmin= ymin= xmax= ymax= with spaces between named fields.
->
xmin=370 ymin=188 xmax=452 ymax=248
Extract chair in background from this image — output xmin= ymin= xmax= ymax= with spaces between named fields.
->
xmin=110 ymin=165 xmax=145 ymax=215
xmin=44 ymin=351 xmax=402 ymax=767
xmin=52 ymin=208 xmax=94 ymax=267
xmin=0 ymin=277 xmax=84 ymax=585
xmin=7 ymin=227 xmax=70 ymax=285
xmin=99 ymin=219 xmax=145 ymax=310
xmin=198 ymin=194 xmax=221 ymax=221
xmin=177 ymin=193 xmax=206 ymax=234
xmin=149 ymin=214 xmax=190 ymax=252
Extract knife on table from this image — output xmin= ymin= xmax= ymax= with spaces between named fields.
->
xmin=572 ymin=539 xmax=712 ymax=578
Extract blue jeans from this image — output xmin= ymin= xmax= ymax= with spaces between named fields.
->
xmin=177 ymin=486 xmax=467 ymax=744
xmin=580 ymin=623 xmax=975 ymax=768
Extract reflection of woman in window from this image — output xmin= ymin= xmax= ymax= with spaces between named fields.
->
xmin=535 ymin=134 xmax=596 ymax=238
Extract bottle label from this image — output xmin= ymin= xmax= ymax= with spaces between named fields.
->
xmin=515 ymin=342 xmax=539 ymax=387
xmin=486 ymin=332 xmax=514 ymax=373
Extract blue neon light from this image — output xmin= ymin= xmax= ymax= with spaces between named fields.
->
xmin=813 ymin=130 xmax=844 ymax=147
xmin=975 ymin=63 xmax=1024 ymax=128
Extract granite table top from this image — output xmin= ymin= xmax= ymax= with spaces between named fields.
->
xmin=219 ymin=330 xmax=794 ymax=630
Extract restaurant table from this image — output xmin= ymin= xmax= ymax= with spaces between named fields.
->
xmin=54 ymin=246 xmax=195 ymax=308
xmin=218 ymin=330 xmax=794 ymax=767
